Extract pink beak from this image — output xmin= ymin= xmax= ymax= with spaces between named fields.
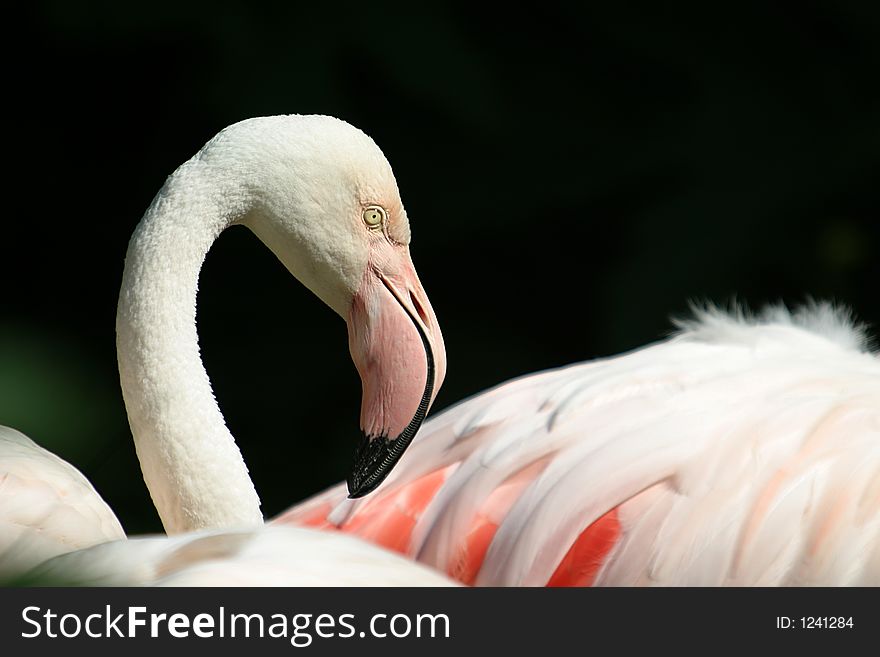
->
xmin=346 ymin=248 xmax=446 ymax=497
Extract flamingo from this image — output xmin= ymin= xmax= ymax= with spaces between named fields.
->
xmin=283 ymin=303 xmax=880 ymax=586
xmin=0 ymin=115 xmax=454 ymax=585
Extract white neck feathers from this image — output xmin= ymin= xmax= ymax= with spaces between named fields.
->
xmin=116 ymin=159 xmax=263 ymax=533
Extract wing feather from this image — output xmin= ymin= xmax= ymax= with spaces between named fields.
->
xmin=281 ymin=307 xmax=880 ymax=586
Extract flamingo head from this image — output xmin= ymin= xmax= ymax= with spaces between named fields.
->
xmin=239 ymin=115 xmax=446 ymax=498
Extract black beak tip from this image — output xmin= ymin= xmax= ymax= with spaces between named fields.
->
xmin=347 ymin=433 xmax=395 ymax=499
xmin=346 ymin=469 xmax=374 ymax=499
xmin=346 ymin=481 xmax=369 ymax=499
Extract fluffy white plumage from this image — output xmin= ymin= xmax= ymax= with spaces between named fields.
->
xmin=288 ymin=303 xmax=880 ymax=586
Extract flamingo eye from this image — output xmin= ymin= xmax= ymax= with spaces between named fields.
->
xmin=362 ymin=206 xmax=386 ymax=230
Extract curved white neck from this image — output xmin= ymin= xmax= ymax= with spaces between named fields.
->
xmin=116 ymin=160 xmax=263 ymax=534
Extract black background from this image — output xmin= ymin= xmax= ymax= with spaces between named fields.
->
xmin=3 ymin=2 xmax=879 ymax=534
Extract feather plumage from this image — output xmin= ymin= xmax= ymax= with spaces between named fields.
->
xmin=282 ymin=304 xmax=880 ymax=586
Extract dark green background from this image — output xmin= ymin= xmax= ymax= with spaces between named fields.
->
xmin=3 ymin=2 xmax=878 ymax=534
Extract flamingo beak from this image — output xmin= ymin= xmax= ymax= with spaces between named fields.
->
xmin=345 ymin=250 xmax=446 ymax=498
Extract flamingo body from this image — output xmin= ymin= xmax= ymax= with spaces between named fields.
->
xmin=281 ymin=304 xmax=880 ymax=586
